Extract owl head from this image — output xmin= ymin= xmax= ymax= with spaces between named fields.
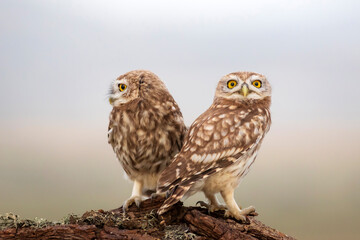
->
xmin=215 ymin=72 xmax=271 ymax=102
xmin=109 ymin=70 xmax=167 ymax=106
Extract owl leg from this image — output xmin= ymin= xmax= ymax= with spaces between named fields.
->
xmin=123 ymin=180 xmax=144 ymax=212
xmin=220 ymin=188 xmax=255 ymax=222
xmin=197 ymin=191 xmax=226 ymax=213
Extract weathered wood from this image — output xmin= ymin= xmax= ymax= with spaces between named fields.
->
xmin=0 ymin=225 xmax=160 ymax=240
xmin=184 ymin=208 xmax=295 ymax=240
xmin=0 ymin=225 xmax=98 ymax=240
xmin=184 ymin=209 xmax=257 ymax=240
xmin=0 ymin=196 xmax=296 ymax=239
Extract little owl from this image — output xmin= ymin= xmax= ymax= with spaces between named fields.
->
xmin=108 ymin=70 xmax=187 ymax=211
xmin=157 ymin=71 xmax=271 ymax=221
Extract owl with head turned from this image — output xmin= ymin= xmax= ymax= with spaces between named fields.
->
xmin=108 ymin=70 xmax=187 ymax=211
xmin=157 ymin=71 xmax=271 ymax=222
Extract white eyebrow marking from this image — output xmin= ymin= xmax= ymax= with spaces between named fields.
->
xmin=248 ymin=75 xmax=266 ymax=85
xmin=115 ymin=78 xmax=127 ymax=83
xmin=227 ymin=74 xmax=239 ymax=81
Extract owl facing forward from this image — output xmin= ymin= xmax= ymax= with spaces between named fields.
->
xmin=108 ymin=70 xmax=187 ymax=210
xmin=158 ymin=71 xmax=271 ymax=221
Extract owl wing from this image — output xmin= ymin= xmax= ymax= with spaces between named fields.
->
xmin=157 ymin=104 xmax=270 ymax=214
xmin=107 ymin=116 xmax=115 ymax=146
xmin=107 ymin=107 xmax=120 ymax=148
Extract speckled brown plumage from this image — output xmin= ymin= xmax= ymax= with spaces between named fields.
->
xmin=157 ymin=71 xmax=272 ymax=222
xmin=108 ymin=70 xmax=187 ymax=210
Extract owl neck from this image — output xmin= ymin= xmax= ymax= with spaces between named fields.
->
xmin=213 ymin=96 xmax=271 ymax=109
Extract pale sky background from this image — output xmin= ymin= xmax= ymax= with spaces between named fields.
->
xmin=0 ymin=1 xmax=360 ymax=239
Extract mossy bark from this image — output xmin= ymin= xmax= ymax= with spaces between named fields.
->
xmin=0 ymin=196 xmax=295 ymax=239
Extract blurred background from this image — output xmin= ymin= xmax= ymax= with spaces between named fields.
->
xmin=1 ymin=0 xmax=359 ymax=239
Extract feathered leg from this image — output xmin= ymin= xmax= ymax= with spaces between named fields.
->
xmin=220 ymin=188 xmax=255 ymax=222
xmin=197 ymin=190 xmax=226 ymax=213
xmin=123 ymin=180 xmax=144 ymax=211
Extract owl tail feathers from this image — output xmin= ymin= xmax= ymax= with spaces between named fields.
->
xmin=157 ymin=185 xmax=190 ymax=215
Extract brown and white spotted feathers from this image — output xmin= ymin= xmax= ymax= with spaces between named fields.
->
xmin=157 ymin=71 xmax=271 ymax=221
xmin=108 ymin=70 xmax=187 ymax=210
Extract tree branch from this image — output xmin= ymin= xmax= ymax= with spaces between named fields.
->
xmin=0 ymin=196 xmax=295 ymax=239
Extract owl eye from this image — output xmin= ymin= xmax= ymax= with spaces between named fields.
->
xmin=227 ymin=80 xmax=237 ymax=89
xmin=118 ymin=83 xmax=127 ymax=92
xmin=252 ymin=80 xmax=262 ymax=88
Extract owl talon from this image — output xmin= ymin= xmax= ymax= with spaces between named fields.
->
xmin=196 ymin=201 xmax=227 ymax=213
xmin=150 ymin=192 xmax=166 ymax=201
xmin=241 ymin=206 xmax=256 ymax=215
xmin=196 ymin=200 xmax=209 ymax=208
xmin=122 ymin=196 xmax=143 ymax=212
xmin=211 ymin=204 xmax=227 ymax=212
xmin=135 ymin=197 xmax=142 ymax=208
xmin=224 ymin=206 xmax=256 ymax=222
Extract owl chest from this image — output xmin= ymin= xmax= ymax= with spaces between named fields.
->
xmin=204 ymin=148 xmax=259 ymax=193
xmin=109 ymin=109 xmax=174 ymax=175
xmin=112 ymin=118 xmax=156 ymax=158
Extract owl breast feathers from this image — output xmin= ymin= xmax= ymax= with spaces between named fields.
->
xmin=157 ymin=72 xmax=271 ymax=220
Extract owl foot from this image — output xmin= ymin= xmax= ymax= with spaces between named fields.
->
xmin=224 ymin=206 xmax=256 ymax=222
xmin=122 ymin=196 xmax=143 ymax=212
xmin=150 ymin=192 xmax=166 ymax=201
xmin=196 ymin=201 xmax=227 ymax=213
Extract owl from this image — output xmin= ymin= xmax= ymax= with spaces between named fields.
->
xmin=108 ymin=70 xmax=187 ymax=211
xmin=157 ymin=71 xmax=271 ymax=221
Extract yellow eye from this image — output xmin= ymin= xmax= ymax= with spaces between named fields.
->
xmin=227 ymin=80 xmax=237 ymax=89
xmin=118 ymin=83 xmax=127 ymax=92
xmin=252 ymin=80 xmax=262 ymax=88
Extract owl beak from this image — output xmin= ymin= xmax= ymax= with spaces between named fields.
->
xmin=240 ymin=84 xmax=249 ymax=97
xmin=109 ymin=97 xmax=115 ymax=105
